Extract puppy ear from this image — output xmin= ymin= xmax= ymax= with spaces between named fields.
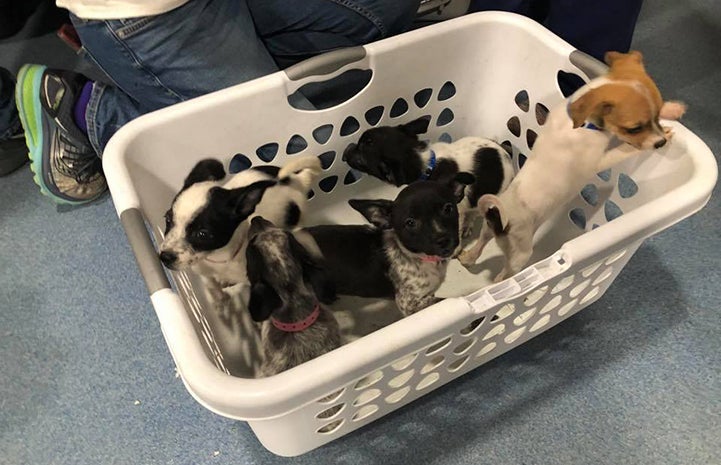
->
xmin=249 ymin=216 xmax=275 ymax=238
xmin=288 ymin=235 xmax=337 ymax=305
xmin=449 ymin=172 xmax=475 ymax=203
xmin=568 ymin=89 xmax=613 ymax=128
xmin=227 ymin=180 xmax=276 ymax=220
xmin=399 ymin=116 xmax=431 ymax=136
xmin=183 ymin=159 xmax=225 ymax=189
xmin=248 ymin=282 xmax=282 ymax=322
xmin=348 ymin=199 xmax=394 ymax=230
xmin=605 ymin=50 xmax=643 ymax=67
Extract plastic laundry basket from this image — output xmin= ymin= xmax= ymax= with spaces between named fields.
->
xmin=102 ymin=12 xmax=717 ymax=457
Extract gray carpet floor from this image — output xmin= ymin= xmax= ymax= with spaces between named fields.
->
xmin=1 ymin=1 xmax=719 ymax=464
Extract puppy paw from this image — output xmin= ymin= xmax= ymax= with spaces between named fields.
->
xmin=457 ymin=250 xmax=477 ymax=267
xmin=663 ymin=126 xmax=675 ymax=140
xmin=493 ymin=272 xmax=507 ymax=284
xmin=660 ymin=101 xmax=686 ymax=120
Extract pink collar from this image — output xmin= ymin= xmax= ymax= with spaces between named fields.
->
xmin=420 ymin=254 xmax=444 ymax=264
xmin=271 ymin=303 xmax=321 ymax=332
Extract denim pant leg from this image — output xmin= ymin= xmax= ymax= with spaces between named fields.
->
xmin=0 ymin=66 xmax=20 ymax=140
xmin=72 ymin=0 xmax=279 ymax=154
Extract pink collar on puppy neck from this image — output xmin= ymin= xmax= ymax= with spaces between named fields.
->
xmin=271 ymin=303 xmax=321 ymax=332
xmin=420 ymin=254 xmax=444 ymax=264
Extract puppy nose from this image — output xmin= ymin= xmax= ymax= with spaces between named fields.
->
xmin=654 ymin=138 xmax=667 ymax=149
xmin=159 ymin=251 xmax=177 ymax=266
xmin=343 ymin=143 xmax=358 ymax=162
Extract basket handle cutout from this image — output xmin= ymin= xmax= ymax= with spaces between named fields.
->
xmin=120 ymin=208 xmax=171 ymax=294
xmin=569 ymin=50 xmax=608 ymax=80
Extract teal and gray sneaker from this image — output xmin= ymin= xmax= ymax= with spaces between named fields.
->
xmin=15 ymin=64 xmax=106 ymax=204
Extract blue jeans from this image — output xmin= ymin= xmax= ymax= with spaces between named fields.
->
xmin=71 ymin=0 xmax=420 ymax=155
xmin=0 ymin=66 xmax=20 ymax=140
xmin=469 ymin=0 xmax=643 ymax=60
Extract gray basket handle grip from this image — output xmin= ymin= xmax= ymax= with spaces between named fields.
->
xmin=120 ymin=208 xmax=170 ymax=294
xmin=285 ymin=46 xmax=367 ymax=81
xmin=569 ymin=50 xmax=608 ymax=80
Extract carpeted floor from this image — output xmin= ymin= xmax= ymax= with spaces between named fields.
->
xmin=1 ymin=1 xmax=719 ymax=464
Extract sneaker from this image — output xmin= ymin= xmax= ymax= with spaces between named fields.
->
xmin=0 ymin=128 xmax=28 ymax=176
xmin=15 ymin=64 xmax=106 ymax=204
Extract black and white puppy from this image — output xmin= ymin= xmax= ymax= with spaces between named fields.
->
xmin=343 ymin=116 xmax=514 ymax=236
xmin=246 ymin=216 xmax=341 ymax=377
xmin=302 ymin=173 xmax=474 ymax=317
xmin=159 ymin=156 xmax=321 ymax=307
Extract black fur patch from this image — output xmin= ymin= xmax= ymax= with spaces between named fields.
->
xmin=285 ymin=202 xmax=301 ymax=227
xmin=251 ymin=165 xmax=281 ymax=177
xmin=467 ymin=147 xmax=505 ymax=207
xmin=486 ymin=206 xmax=507 ymax=235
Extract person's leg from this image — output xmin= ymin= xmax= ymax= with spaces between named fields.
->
xmin=0 ymin=66 xmax=27 ymax=176
xmin=544 ymin=0 xmax=644 ymax=60
xmin=467 ymin=0 xmax=534 ymax=17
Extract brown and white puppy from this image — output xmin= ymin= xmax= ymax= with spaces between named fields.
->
xmin=459 ymin=51 xmax=686 ymax=282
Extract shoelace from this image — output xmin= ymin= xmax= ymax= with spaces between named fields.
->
xmin=53 ymin=131 xmax=101 ymax=183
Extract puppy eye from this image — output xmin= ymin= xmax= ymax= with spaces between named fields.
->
xmin=192 ymin=229 xmax=212 ymax=240
xmin=442 ymin=203 xmax=454 ymax=216
xmin=405 ymin=218 xmax=418 ymax=230
xmin=625 ymin=125 xmax=644 ymax=135
xmin=164 ymin=210 xmax=173 ymax=229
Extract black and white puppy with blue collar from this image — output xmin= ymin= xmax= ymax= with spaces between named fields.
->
xmin=343 ymin=116 xmax=515 ymax=237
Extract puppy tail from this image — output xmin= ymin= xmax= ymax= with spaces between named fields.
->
xmin=278 ymin=155 xmax=322 ymax=192
xmin=478 ymin=194 xmax=509 ymax=235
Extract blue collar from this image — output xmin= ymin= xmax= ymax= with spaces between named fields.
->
xmin=419 ymin=150 xmax=437 ymax=180
xmin=567 ymin=100 xmax=603 ymax=131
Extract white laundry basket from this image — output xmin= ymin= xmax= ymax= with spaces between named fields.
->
xmin=103 ymin=12 xmax=717 ymax=457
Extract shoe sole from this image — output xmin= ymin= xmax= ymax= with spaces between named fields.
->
xmin=16 ymin=64 xmax=90 ymax=205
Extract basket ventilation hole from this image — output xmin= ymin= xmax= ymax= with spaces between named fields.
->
xmin=500 ymin=140 xmax=513 ymax=156
xmin=460 ymin=316 xmax=485 ymax=336
xmin=605 ymin=249 xmax=627 ymax=265
xmin=551 ymin=275 xmax=575 ymax=294
xmin=286 ymin=135 xmax=307 ymax=155
xmin=453 ymin=338 xmax=476 ymax=355
xmin=352 ymin=389 xmax=381 ymax=407
xmin=388 ymin=369 xmax=415 ymax=388
xmin=228 ymin=153 xmax=252 ymax=174
xmin=352 ymin=405 xmax=378 ymax=422
xmin=414 ymin=88 xmax=433 ymax=108
xmin=557 ymin=70 xmax=586 ymax=97
xmin=317 ymin=388 xmax=345 ymax=404
xmin=491 ymin=304 xmax=515 ymax=322
xmin=535 ymin=103 xmax=550 ymax=125
xmin=365 ymin=106 xmax=384 ymax=126
xmin=597 ymin=169 xmax=612 ymax=182
xmin=448 ymin=355 xmax=469 ymax=372
xmin=436 ymin=108 xmax=454 ymax=127
xmin=319 ymin=176 xmax=338 ymax=193
xmin=526 ymin=129 xmax=538 ymax=150
xmin=570 ymin=208 xmax=587 ymax=230
xmin=343 ymin=170 xmax=363 ymax=185
xmin=476 ymin=342 xmax=496 ymax=358
xmin=340 ymin=116 xmax=360 ymax=136
xmin=256 ymin=143 xmax=279 ymax=162
xmin=582 ymin=261 xmax=603 ymax=278
xmin=390 ymin=98 xmax=409 ymax=118
xmin=425 ymin=337 xmax=452 ymax=355
xmin=618 ymin=173 xmax=639 ymax=198
xmin=523 ymin=286 xmax=548 ymax=307
xmin=438 ymin=81 xmax=456 ymax=101
xmin=581 ymin=184 xmax=599 ymax=206
xmin=416 ymin=372 xmax=440 ymax=390
xmin=391 ymin=353 xmax=418 ymax=371
xmin=507 ymin=116 xmax=521 ymax=137
xmin=438 ymin=132 xmax=452 ymax=143
xmin=514 ymin=90 xmax=530 ymax=112
xmin=518 ymin=153 xmax=528 ymax=169
xmin=317 ymin=419 xmax=344 ymax=434
xmin=318 ymin=151 xmax=336 ymax=170
xmin=530 ymin=314 xmax=551 ymax=332
xmin=540 ymin=295 xmax=562 ymax=314
xmin=593 ymin=267 xmax=614 ymax=286
xmin=421 ymin=355 xmax=445 ymax=374
xmin=581 ymin=286 xmax=601 ymax=304
xmin=385 ymin=386 xmax=411 ymax=404
xmin=316 ymin=403 xmax=345 ymax=419
xmin=504 ymin=326 xmax=527 ymax=344
xmin=557 ymin=299 xmax=579 ymax=317
xmin=482 ymin=323 xmax=506 ymax=341
xmin=312 ymin=124 xmax=334 ymax=145
xmin=354 ymin=371 xmax=383 ymax=390
xmin=514 ymin=308 xmax=536 ymax=327
xmin=604 ymin=200 xmax=623 ymax=222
